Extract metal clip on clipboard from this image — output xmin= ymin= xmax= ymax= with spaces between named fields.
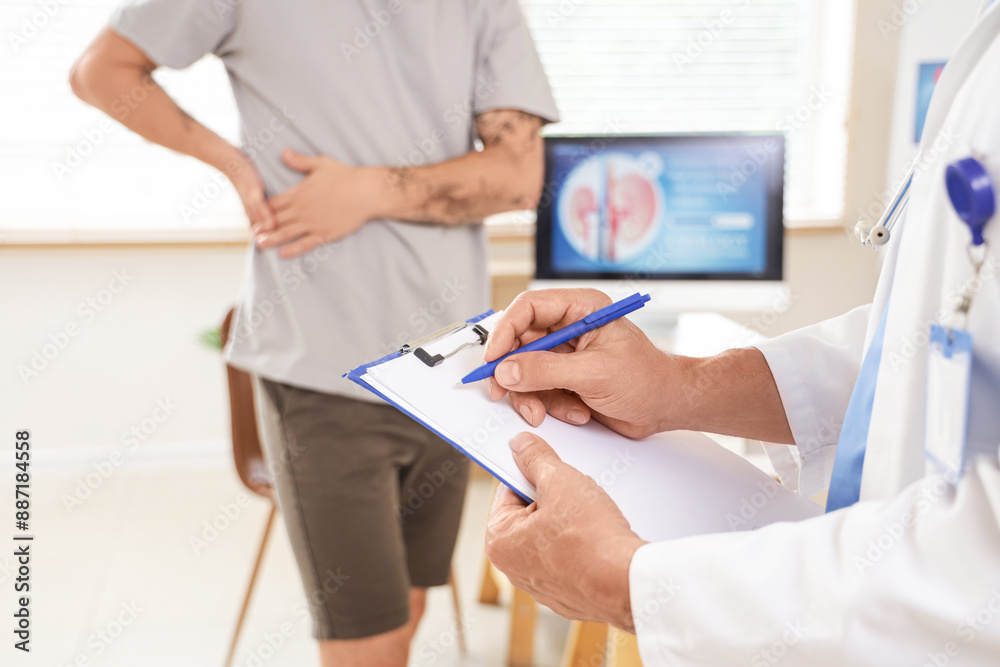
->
xmin=400 ymin=321 xmax=490 ymax=368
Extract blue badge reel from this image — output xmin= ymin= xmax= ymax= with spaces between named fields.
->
xmin=924 ymin=156 xmax=994 ymax=481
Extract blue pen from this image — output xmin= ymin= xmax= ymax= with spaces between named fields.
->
xmin=461 ymin=293 xmax=652 ymax=384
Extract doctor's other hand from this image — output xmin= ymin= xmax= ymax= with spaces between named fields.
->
xmin=485 ymin=288 xmax=684 ymax=438
xmin=257 ymin=149 xmax=378 ymax=258
xmin=485 ymin=432 xmax=645 ymax=631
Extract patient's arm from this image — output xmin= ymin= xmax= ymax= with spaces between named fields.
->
xmin=377 ymin=109 xmax=545 ymax=224
xmin=69 ymin=28 xmax=274 ymax=230
xmin=259 ymin=110 xmax=545 ymax=257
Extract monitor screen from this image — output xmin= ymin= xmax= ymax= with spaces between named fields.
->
xmin=535 ymin=134 xmax=784 ymax=281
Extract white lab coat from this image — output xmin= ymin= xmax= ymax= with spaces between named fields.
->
xmin=630 ymin=6 xmax=1000 ymax=666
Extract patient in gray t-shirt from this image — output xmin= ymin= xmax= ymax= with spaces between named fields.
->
xmin=71 ymin=0 xmax=558 ymax=663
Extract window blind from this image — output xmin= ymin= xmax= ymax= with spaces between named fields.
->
xmin=1 ymin=0 xmax=854 ymax=240
xmin=522 ymin=0 xmax=856 ymax=223
xmin=1 ymin=0 xmax=243 ymax=240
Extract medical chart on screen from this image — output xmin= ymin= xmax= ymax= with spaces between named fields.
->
xmin=549 ymin=144 xmax=771 ymax=275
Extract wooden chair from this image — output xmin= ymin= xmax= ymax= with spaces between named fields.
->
xmin=219 ymin=308 xmax=466 ymax=664
xmin=220 ymin=309 xmax=278 ymax=667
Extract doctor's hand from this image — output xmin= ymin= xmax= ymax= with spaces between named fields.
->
xmin=485 ymin=288 xmax=687 ymax=438
xmin=256 ymin=149 xmax=379 ymax=258
xmin=485 ymin=432 xmax=645 ymax=631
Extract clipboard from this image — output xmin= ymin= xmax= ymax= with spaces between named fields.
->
xmin=344 ymin=309 xmax=516 ymax=494
xmin=346 ymin=310 xmax=821 ymax=543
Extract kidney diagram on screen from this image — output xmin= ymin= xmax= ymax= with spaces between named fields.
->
xmin=557 ymin=151 xmax=665 ymax=265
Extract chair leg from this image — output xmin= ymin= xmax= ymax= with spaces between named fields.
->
xmin=223 ymin=502 xmax=277 ymax=667
xmin=508 ymin=586 xmax=537 ymax=667
xmin=478 ymin=556 xmax=502 ymax=605
xmin=609 ymin=627 xmax=643 ymax=667
xmin=448 ymin=566 xmax=467 ymax=654
xmin=562 ymin=621 xmax=609 ymax=667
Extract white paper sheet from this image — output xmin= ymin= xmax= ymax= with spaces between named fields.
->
xmin=359 ymin=313 xmax=821 ymax=542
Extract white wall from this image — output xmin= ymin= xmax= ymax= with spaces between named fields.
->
xmin=722 ymin=229 xmax=880 ymax=338
xmin=1 ymin=246 xmax=248 ymax=465
xmin=885 ymin=0 xmax=982 ymax=184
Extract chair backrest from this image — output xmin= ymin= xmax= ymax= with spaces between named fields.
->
xmin=221 ymin=308 xmax=273 ymax=499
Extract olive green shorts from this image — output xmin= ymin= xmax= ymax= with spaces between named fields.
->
xmin=257 ymin=379 xmax=470 ymax=640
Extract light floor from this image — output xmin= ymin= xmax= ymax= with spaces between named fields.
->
xmin=13 ymin=463 xmax=570 ymax=666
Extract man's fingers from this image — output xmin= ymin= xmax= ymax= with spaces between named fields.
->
xmin=281 ymin=148 xmax=319 ymax=174
xmin=487 ymin=377 xmax=508 ymax=401
xmin=489 ymin=483 xmax=530 ymax=518
xmin=509 ymin=432 xmax=563 ymax=487
xmin=508 ymin=389 xmax=590 ymax=427
xmin=536 ymin=390 xmax=591 ymax=426
xmin=484 ymin=289 xmax=614 ymax=362
xmin=508 ymin=392 xmax=548 ymax=428
xmin=268 ymin=187 xmax=297 ymax=212
xmin=273 ymin=206 xmax=298 ymax=226
xmin=256 ymin=223 xmax=307 ymax=250
xmin=494 ymin=349 xmax=604 ymax=396
xmin=485 ymin=484 xmax=532 ymax=568
xmin=254 ymin=197 xmax=276 ymax=232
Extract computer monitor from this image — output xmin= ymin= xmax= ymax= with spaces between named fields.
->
xmin=532 ymin=133 xmax=788 ymax=324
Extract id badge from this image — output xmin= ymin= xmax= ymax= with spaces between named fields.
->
xmin=924 ymin=324 xmax=973 ymax=483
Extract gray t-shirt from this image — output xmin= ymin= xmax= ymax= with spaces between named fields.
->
xmin=112 ymin=0 xmax=558 ymax=400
